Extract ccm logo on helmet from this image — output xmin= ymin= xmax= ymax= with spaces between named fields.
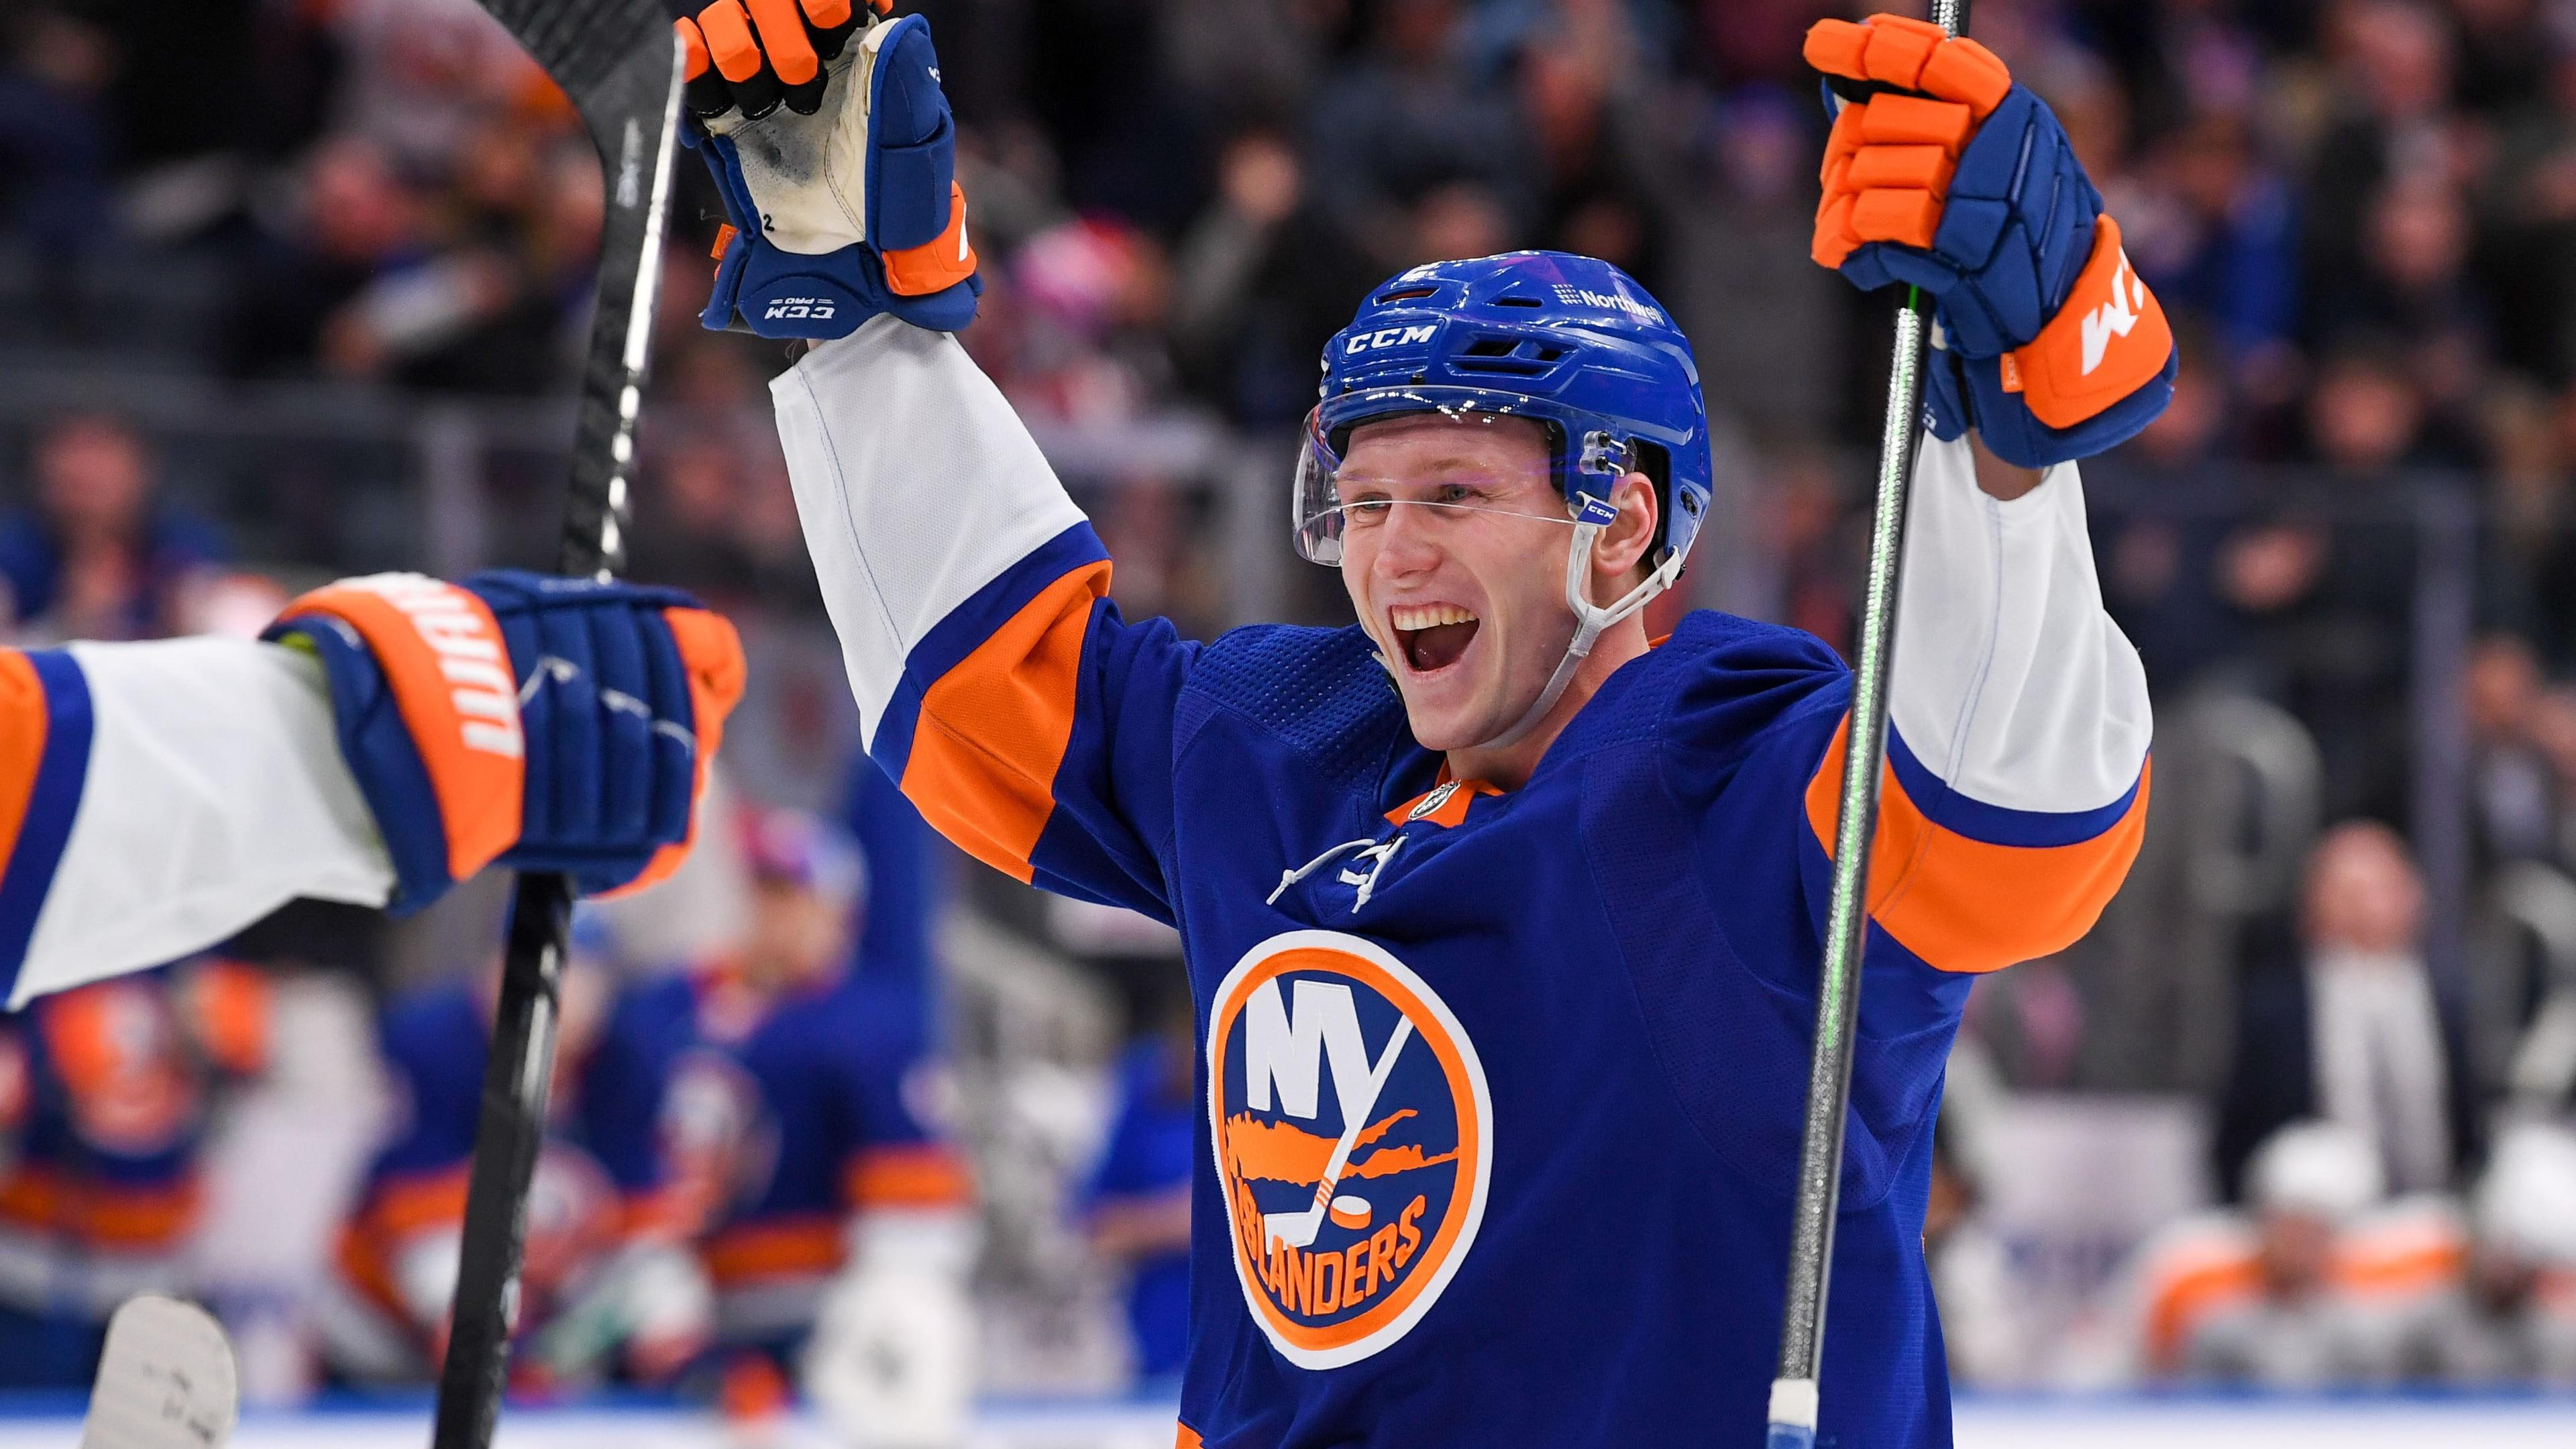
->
xmin=1344 ymin=325 xmax=1438 ymax=356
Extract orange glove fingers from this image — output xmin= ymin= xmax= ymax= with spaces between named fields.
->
xmin=1820 ymin=103 xmax=1868 ymax=185
xmin=1813 ymin=193 xmax=1863 ymax=269
xmin=1850 ymin=189 xmax=1944 ymax=250
xmin=799 ymin=0 xmax=853 ymax=25
xmin=1846 ymin=144 xmax=1956 ymax=197
xmin=696 ymin=0 xmax=764 ymax=82
xmin=745 ymin=0 xmax=820 ymax=84
xmin=1860 ymin=14 xmax=1946 ymax=88
xmin=677 ymin=17 xmax=711 ymax=81
xmin=1919 ymin=37 xmax=2012 ymax=117
xmin=1805 ymin=15 xmax=2013 ymax=119
xmin=1860 ymin=93 xmax=1975 ymax=152
xmin=1803 ymin=17 xmax=1872 ymax=78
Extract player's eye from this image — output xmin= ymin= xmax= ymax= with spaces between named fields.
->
xmin=1432 ymin=483 xmax=1481 ymax=506
xmin=1342 ymin=495 xmax=1393 ymax=521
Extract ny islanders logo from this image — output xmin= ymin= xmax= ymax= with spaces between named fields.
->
xmin=1208 ymin=930 xmax=1492 ymax=1369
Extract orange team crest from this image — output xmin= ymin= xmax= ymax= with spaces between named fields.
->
xmin=1207 ymin=930 xmax=1493 ymax=1370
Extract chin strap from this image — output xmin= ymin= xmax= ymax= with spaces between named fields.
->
xmin=1473 ymin=505 xmax=1682 ymax=751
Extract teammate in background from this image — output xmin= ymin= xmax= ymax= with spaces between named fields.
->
xmin=586 ymin=806 xmax=975 ymax=1441
xmin=2124 ymin=1120 xmax=2446 ymax=1387
xmin=321 ymin=925 xmax=712 ymax=1389
xmin=2389 ymin=1122 xmax=2576 ymax=1385
xmin=1084 ymin=1000 xmax=1198 ymax=1387
xmin=0 ymin=570 xmax=744 ymax=1016
xmin=682 ymin=5 xmax=2162 ymax=1442
xmin=0 ymin=961 xmax=268 ymax=1387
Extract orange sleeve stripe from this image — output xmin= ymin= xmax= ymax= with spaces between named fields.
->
xmin=1175 ymin=1425 xmax=1203 ymax=1449
xmin=1805 ymin=716 xmax=2149 ymax=973
xmin=702 ymin=1215 xmax=844 ymax=1285
xmin=2145 ymin=1255 xmax=2262 ymax=1373
xmin=361 ymin=1165 xmax=475 ymax=1240
xmin=0 ymin=653 xmax=46 ymax=875
xmin=68 ymin=1178 xmax=203 ymax=1249
xmin=899 ymin=560 xmax=1112 ymax=883
xmin=845 ymin=1143 xmax=973 ymax=1210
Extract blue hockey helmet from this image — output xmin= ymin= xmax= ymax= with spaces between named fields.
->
xmin=1295 ymin=251 xmax=1712 ymax=576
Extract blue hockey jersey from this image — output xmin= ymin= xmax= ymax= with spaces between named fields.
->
xmin=772 ymin=320 xmax=2152 ymax=1447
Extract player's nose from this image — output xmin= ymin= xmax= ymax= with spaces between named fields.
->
xmin=1371 ymin=503 xmax=1446 ymax=576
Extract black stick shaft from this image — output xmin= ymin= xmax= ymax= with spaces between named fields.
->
xmin=1766 ymin=2 xmax=1970 ymax=1443
xmin=431 ymin=22 xmax=680 ymax=1448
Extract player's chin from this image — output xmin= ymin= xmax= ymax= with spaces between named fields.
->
xmin=1392 ymin=647 xmax=1505 ymax=750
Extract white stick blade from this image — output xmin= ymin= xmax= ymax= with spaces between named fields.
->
xmin=81 ymin=1295 xmax=238 ymax=1449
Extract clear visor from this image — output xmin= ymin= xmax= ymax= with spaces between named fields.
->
xmin=1292 ymin=401 xmax=1585 ymax=566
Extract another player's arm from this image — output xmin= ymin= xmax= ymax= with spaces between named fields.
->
xmin=0 ymin=577 xmax=742 ymax=1010
xmin=1800 ymin=13 xmax=2167 ymax=971
xmin=682 ymin=1 xmax=1193 ymax=916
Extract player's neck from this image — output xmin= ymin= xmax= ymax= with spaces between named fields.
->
xmin=1446 ymin=614 xmax=1652 ymax=792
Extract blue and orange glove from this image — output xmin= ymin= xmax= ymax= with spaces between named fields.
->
xmin=678 ymin=0 xmax=979 ymax=339
xmin=264 ymin=573 xmax=746 ymax=910
xmin=1806 ymin=13 xmax=2176 ymax=468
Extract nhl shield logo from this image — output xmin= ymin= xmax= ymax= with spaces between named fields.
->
xmin=1208 ymin=930 xmax=1493 ymax=1370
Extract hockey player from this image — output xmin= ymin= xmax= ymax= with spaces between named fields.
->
xmin=0 ymin=570 xmax=745 ymax=1012
xmin=680 ymin=5 xmax=2160 ymax=1443
xmin=580 ymin=805 xmax=975 ymax=1441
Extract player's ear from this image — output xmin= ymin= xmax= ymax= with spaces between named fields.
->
xmin=1592 ymin=471 xmax=1660 ymax=583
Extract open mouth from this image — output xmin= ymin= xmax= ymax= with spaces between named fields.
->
xmin=1389 ymin=602 xmax=1480 ymax=675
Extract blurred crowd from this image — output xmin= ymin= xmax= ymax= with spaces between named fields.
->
xmin=10 ymin=0 xmax=2576 ymax=1406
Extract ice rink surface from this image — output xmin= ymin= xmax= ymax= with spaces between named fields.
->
xmin=5 ymin=1395 xmax=2576 ymax=1448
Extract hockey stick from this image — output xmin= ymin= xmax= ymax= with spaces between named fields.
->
xmin=431 ymin=5 xmax=683 ymax=1448
xmin=1764 ymin=3 xmax=1968 ymax=1446
xmin=80 ymin=1296 xmax=238 ymax=1449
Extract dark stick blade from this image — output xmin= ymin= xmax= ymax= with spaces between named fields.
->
xmin=474 ymin=0 xmax=676 ymax=99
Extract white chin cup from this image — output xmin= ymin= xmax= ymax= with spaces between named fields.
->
xmin=1470 ymin=521 xmax=1679 ymax=751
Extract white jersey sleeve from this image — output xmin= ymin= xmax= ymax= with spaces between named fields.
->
xmin=769 ymin=317 xmax=1195 ymax=914
xmin=1 ymin=639 xmax=394 ymax=1008
xmin=1797 ymin=432 xmax=2153 ymax=975
xmin=1887 ymin=434 xmax=2153 ymax=821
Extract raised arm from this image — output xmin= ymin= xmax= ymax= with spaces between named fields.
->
xmin=1804 ymin=435 xmax=2151 ymax=973
xmin=773 ymin=320 xmax=1195 ymax=918
xmin=676 ymin=1 xmax=1194 ymax=915
xmin=1 ymin=576 xmax=741 ymax=1008
xmin=1792 ymin=12 xmax=2172 ymax=973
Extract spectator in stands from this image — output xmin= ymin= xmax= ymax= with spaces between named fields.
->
xmin=2218 ymin=822 xmax=2479 ymax=1199
xmin=0 ymin=412 xmax=223 ymax=643
xmin=0 ymin=9 xmax=118 ymax=292
xmin=1169 ymin=129 xmax=1382 ymax=425
xmin=1304 ymin=0 xmax=1536 ymax=269
xmin=2465 ymin=634 xmax=2569 ymax=867
xmin=223 ymin=136 xmax=426 ymax=380
xmin=2391 ymin=1120 xmax=2576 ymax=1383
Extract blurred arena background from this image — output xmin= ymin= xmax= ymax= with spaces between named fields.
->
xmin=3 ymin=0 xmax=2576 ymax=1442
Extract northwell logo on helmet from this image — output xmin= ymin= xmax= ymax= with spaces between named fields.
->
xmin=1550 ymin=282 xmax=1662 ymax=323
xmin=1209 ymin=930 xmax=1493 ymax=1370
